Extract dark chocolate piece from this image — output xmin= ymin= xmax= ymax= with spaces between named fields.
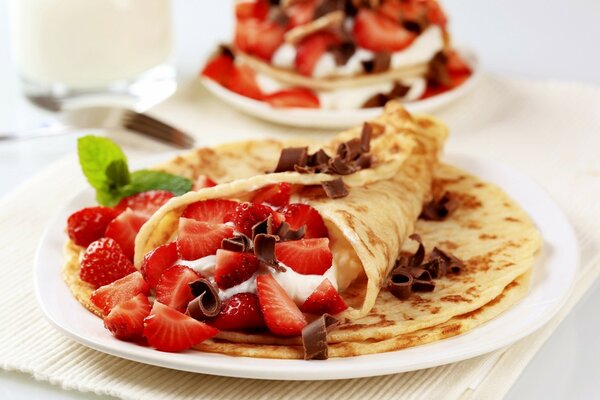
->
xmin=427 ymin=51 xmax=450 ymax=87
xmin=407 ymin=234 xmax=425 ymax=267
xmin=222 ymin=234 xmax=253 ymax=253
xmin=420 ymin=191 xmax=460 ymax=221
xmin=218 ymin=44 xmax=235 ymax=60
xmin=411 ymin=278 xmax=436 ymax=292
xmin=388 ymin=82 xmax=411 ymax=99
xmin=403 ymin=20 xmax=423 ymax=33
xmin=252 ymin=214 xmax=278 ymax=238
xmin=429 ymin=247 xmax=464 ymax=274
xmin=362 ymin=52 xmax=391 ymax=74
xmin=254 ymin=233 xmax=285 ymax=272
xmin=314 ymin=0 xmax=346 ymax=19
xmin=321 ymin=178 xmax=349 ymax=199
xmin=301 ymin=314 xmax=340 ymax=360
xmin=337 ymin=138 xmax=362 ymax=162
xmin=327 ymin=155 xmax=357 ymax=175
xmin=186 ymin=279 xmax=221 ymax=320
xmin=329 ymin=41 xmax=357 ymax=66
xmin=387 ymin=268 xmax=413 ymax=300
xmin=274 ymin=147 xmax=309 ymax=173
xmin=355 ymin=153 xmax=373 ymax=169
xmin=277 ymin=221 xmax=306 ymax=241
xmin=362 ymin=93 xmax=389 ymax=108
xmin=310 ymin=149 xmax=332 ymax=167
xmin=360 ymin=123 xmax=372 ymax=152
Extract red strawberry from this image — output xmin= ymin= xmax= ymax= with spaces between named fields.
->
xmin=250 ymin=183 xmax=292 ymax=207
xmin=140 ymin=242 xmax=178 ymax=289
xmin=353 ymin=9 xmax=416 ymax=52
xmin=201 ymin=54 xmax=235 ymax=86
xmin=214 ymin=250 xmax=260 ymax=289
xmin=256 ymin=274 xmax=307 ymax=336
xmin=208 ymin=293 xmax=265 ymax=331
xmin=67 ymin=206 xmax=120 ymax=247
xmin=103 ymin=293 xmax=151 ymax=340
xmin=300 ymin=278 xmax=347 ymax=315
xmin=115 ymin=190 xmax=174 ymax=218
xmin=155 ymin=265 xmax=203 ymax=312
xmin=232 ymin=202 xmax=278 ymax=237
xmin=295 ymin=31 xmax=341 ymax=76
xmin=286 ymin=0 xmax=317 ymax=28
xmin=181 ymin=199 xmax=238 ymax=224
xmin=177 ymin=219 xmax=234 ymax=260
xmin=143 ymin=302 xmax=219 ymax=352
xmin=192 ymin=175 xmax=218 ymax=191
xmin=275 ymin=238 xmax=332 ymax=275
xmin=281 ymin=203 xmax=328 ymax=238
xmin=90 ymin=271 xmax=149 ymax=315
xmin=379 ymin=0 xmax=427 ymax=23
xmin=426 ymin=0 xmax=448 ymax=27
xmin=227 ymin=64 xmax=264 ymax=100
xmin=265 ymin=88 xmax=320 ymax=109
xmin=446 ymin=50 xmax=471 ymax=75
xmin=234 ymin=19 xmax=285 ymax=61
xmin=80 ymin=238 xmax=137 ymax=288
xmin=104 ymin=209 xmax=147 ymax=260
xmin=235 ymin=0 xmax=269 ymax=20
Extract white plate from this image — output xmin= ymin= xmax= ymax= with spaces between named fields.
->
xmin=34 ymin=153 xmax=577 ymax=380
xmin=201 ymin=47 xmax=481 ymax=129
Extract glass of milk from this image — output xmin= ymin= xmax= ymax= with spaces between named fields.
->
xmin=10 ymin=0 xmax=176 ymax=110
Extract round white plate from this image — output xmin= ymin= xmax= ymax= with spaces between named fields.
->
xmin=34 ymin=153 xmax=577 ymax=380
xmin=201 ymin=47 xmax=481 ymax=129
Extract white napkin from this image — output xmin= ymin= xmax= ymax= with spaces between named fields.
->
xmin=0 ymin=75 xmax=598 ymax=400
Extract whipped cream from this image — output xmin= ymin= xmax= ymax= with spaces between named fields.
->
xmin=177 ymin=255 xmax=217 ymax=276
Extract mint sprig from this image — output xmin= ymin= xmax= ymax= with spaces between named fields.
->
xmin=78 ymin=135 xmax=192 ymax=206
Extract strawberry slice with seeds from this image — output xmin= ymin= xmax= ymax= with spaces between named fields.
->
xmin=265 ymin=88 xmax=320 ymax=109
xmin=301 ymin=278 xmax=348 ymax=315
xmin=295 ymin=31 xmax=341 ymax=76
xmin=192 ymin=175 xmax=218 ymax=191
xmin=177 ymin=219 xmax=234 ymax=260
xmin=232 ymin=202 xmax=279 ymax=237
xmin=353 ymin=9 xmax=416 ymax=52
xmin=281 ymin=203 xmax=328 ymax=238
xmin=143 ymin=302 xmax=219 ymax=352
xmin=104 ymin=209 xmax=147 ymax=260
xmin=286 ymin=0 xmax=317 ymax=28
xmin=90 ymin=271 xmax=149 ymax=315
xmin=67 ymin=206 xmax=120 ymax=247
xmin=155 ymin=265 xmax=203 ymax=312
xmin=275 ymin=238 xmax=333 ymax=275
xmin=208 ymin=293 xmax=265 ymax=331
xmin=234 ymin=19 xmax=285 ymax=61
xmin=251 ymin=183 xmax=292 ymax=208
xmin=115 ymin=190 xmax=174 ymax=219
xmin=80 ymin=238 xmax=137 ymax=288
xmin=426 ymin=0 xmax=448 ymax=27
xmin=227 ymin=64 xmax=264 ymax=100
xmin=235 ymin=0 xmax=269 ymax=20
xmin=256 ymin=274 xmax=307 ymax=336
xmin=214 ymin=250 xmax=260 ymax=289
xmin=103 ymin=293 xmax=151 ymax=340
xmin=201 ymin=54 xmax=235 ymax=86
xmin=140 ymin=242 xmax=179 ymax=289
xmin=181 ymin=199 xmax=239 ymax=224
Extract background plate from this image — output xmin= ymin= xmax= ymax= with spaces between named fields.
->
xmin=34 ymin=153 xmax=577 ymax=380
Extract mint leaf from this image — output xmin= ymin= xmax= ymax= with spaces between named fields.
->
xmin=123 ymin=170 xmax=192 ymax=196
xmin=78 ymin=135 xmax=129 ymax=193
xmin=105 ymin=159 xmax=130 ymax=189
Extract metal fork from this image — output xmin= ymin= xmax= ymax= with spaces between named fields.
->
xmin=0 ymin=106 xmax=195 ymax=149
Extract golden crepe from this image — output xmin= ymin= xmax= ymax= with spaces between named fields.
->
xmin=63 ymin=103 xmax=541 ymax=358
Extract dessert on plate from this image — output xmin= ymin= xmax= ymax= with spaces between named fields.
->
xmin=62 ymin=103 xmax=540 ymax=359
xmin=201 ymin=0 xmax=473 ymax=109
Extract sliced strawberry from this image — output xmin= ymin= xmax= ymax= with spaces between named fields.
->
xmin=177 ymin=219 xmax=234 ymax=260
xmin=251 ymin=183 xmax=292 ymax=207
xmin=227 ymin=64 xmax=264 ymax=100
xmin=140 ymin=242 xmax=178 ymax=289
xmin=300 ymin=278 xmax=347 ymax=315
xmin=208 ymin=293 xmax=265 ymax=331
xmin=379 ymin=0 xmax=427 ymax=23
xmin=265 ymin=88 xmax=320 ymax=109
xmin=353 ymin=9 xmax=416 ymax=52
xmin=275 ymin=238 xmax=332 ymax=275
xmin=103 ymin=293 xmax=151 ymax=340
xmin=214 ymin=250 xmax=260 ymax=289
xmin=235 ymin=0 xmax=269 ymax=21
xmin=115 ymin=190 xmax=174 ymax=219
xmin=281 ymin=203 xmax=328 ymax=238
xmin=143 ymin=302 xmax=219 ymax=352
xmin=201 ymin=54 xmax=235 ymax=86
xmin=90 ymin=271 xmax=149 ymax=315
xmin=234 ymin=19 xmax=285 ymax=61
xmin=67 ymin=206 xmax=120 ymax=247
xmin=426 ymin=0 xmax=448 ymax=27
xmin=192 ymin=175 xmax=218 ymax=191
xmin=80 ymin=238 xmax=137 ymax=288
xmin=295 ymin=31 xmax=341 ymax=76
xmin=256 ymin=274 xmax=307 ymax=336
xmin=232 ymin=202 xmax=282 ymax=237
xmin=104 ymin=209 xmax=147 ymax=260
xmin=446 ymin=50 xmax=471 ymax=75
xmin=286 ymin=0 xmax=317 ymax=28
xmin=181 ymin=199 xmax=239 ymax=224
xmin=155 ymin=265 xmax=202 ymax=312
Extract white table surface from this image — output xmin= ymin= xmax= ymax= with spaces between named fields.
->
xmin=1 ymin=1 xmax=599 ymax=399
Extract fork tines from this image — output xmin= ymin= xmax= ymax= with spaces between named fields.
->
xmin=123 ymin=111 xmax=195 ymax=149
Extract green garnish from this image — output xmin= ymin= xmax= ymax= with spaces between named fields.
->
xmin=78 ymin=135 xmax=192 ymax=206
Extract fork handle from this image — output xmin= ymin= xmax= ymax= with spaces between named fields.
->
xmin=0 ymin=126 xmax=75 ymax=141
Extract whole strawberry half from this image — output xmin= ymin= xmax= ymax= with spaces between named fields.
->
xmin=80 ymin=237 xmax=137 ymax=288
xmin=67 ymin=206 xmax=120 ymax=247
xmin=295 ymin=31 xmax=341 ymax=76
xmin=281 ymin=203 xmax=328 ymax=239
xmin=115 ymin=190 xmax=174 ymax=219
xmin=208 ymin=293 xmax=265 ymax=331
xmin=90 ymin=271 xmax=149 ymax=315
xmin=264 ymin=88 xmax=320 ymax=109
xmin=201 ymin=55 xmax=235 ymax=87
xmin=140 ymin=242 xmax=179 ymax=289
xmin=103 ymin=293 xmax=151 ymax=340
xmin=181 ymin=199 xmax=239 ymax=224
xmin=155 ymin=265 xmax=203 ymax=312
xmin=275 ymin=238 xmax=333 ymax=275
xmin=250 ymin=183 xmax=292 ymax=208
xmin=301 ymin=278 xmax=348 ymax=315
xmin=353 ymin=9 xmax=416 ymax=52
xmin=177 ymin=218 xmax=234 ymax=260
xmin=214 ymin=249 xmax=260 ymax=289
xmin=256 ymin=274 xmax=307 ymax=336
xmin=143 ymin=302 xmax=219 ymax=352
xmin=227 ymin=64 xmax=264 ymax=100
xmin=104 ymin=209 xmax=147 ymax=260
xmin=234 ymin=19 xmax=285 ymax=61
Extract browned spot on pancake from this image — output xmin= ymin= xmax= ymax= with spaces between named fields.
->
xmin=466 ymin=286 xmax=478 ymax=296
xmin=418 ymin=118 xmax=433 ymax=128
xmin=337 ymin=210 xmax=356 ymax=231
xmin=453 ymin=192 xmax=482 ymax=209
xmin=474 ymin=183 xmax=485 ymax=188
xmin=479 ymin=233 xmax=497 ymax=240
xmin=366 ymin=227 xmax=383 ymax=248
xmin=389 ymin=143 xmax=402 ymax=154
xmin=503 ymin=202 xmax=511 ymax=208
xmin=441 ymin=323 xmax=462 ymax=336
xmin=402 ymin=313 xmax=415 ymax=321
xmin=504 ymin=217 xmax=520 ymax=222
xmin=440 ymin=295 xmax=471 ymax=303
xmin=430 ymin=306 xmax=441 ymax=314
xmin=464 ymin=220 xmax=482 ymax=229
xmin=439 ymin=240 xmax=459 ymax=250
xmin=370 ymin=122 xmax=386 ymax=137
xmin=349 ymin=204 xmax=368 ymax=213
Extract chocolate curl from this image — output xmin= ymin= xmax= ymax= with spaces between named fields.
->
xmin=420 ymin=191 xmax=460 ymax=221
xmin=321 ymin=178 xmax=349 ymax=199
xmin=251 ymin=214 xmax=278 ymax=238
xmin=222 ymin=234 xmax=253 ymax=253
xmin=407 ymin=234 xmax=425 ymax=267
xmin=409 ymin=268 xmax=436 ymax=292
xmin=274 ymin=147 xmax=308 ymax=173
xmin=277 ymin=221 xmax=306 ymax=241
xmin=254 ymin=234 xmax=286 ymax=272
xmin=302 ymin=314 xmax=340 ymax=360
xmin=186 ymin=279 xmax=221 ymax=320
xmin=430 ymin=247 xmax=464 ymax=274
xmin=360 ymin=123 xmax=372 ymax=152
xmin=387 ymin=268 xmax=413 ymax=300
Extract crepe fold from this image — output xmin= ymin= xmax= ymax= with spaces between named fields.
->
xmin=133 ymin=102 xmax=448 ymax=319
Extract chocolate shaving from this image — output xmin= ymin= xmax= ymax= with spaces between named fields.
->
xmin=327 ymin=155 xmax=357 ymax=175
xmin=329 ymin=41 xmax=357 ymax=66
xmin=407 ymin=234 xmax=425 ymax=267
xmin=277 ymin=221 xmax=306 ymax=241
xmin=387 ymin=268 xmax=414 ymax=300
xmin=302 ymin=314 xmax=340 ymax=360
xmin=427 ymin=51 xmax=451 ymax=87
xmin=362 ymin=52 xmax=391 ymax=74
xmin=360 ymin=123 xmax=372 ymax=152
xmin=309 ymin=149 xmax=331 ymax=167
xmin=254 ymin=234 xmax=285 ymax=272
xmin=355 ymin=153 xmax=373 ymax=169
xmin=186 ymin=279 xmax=221 ymax=320
xmin=337 ymin=138 xmax=363 ymax=162
xmin=218 ymin=44 xmax=235 ymax=60
xmin=429 ymin=247 xmax=464 ymax=274
xmin=222 ymin=234 xmax=253 ymax=253
xmin=420 ymin=191 xmax=460 ymax=221
xmin=252 ymin=214 xmax=278 ymax=238
xmin=389 ymin=82 xmax=411 ymax=99
xmin=274 ymin=147 xmax=308 ymax=173
xmin=362 ymin=81 xmax=411 ymax=108
xmin=321 ymin=178 xmax=349 ymax=199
